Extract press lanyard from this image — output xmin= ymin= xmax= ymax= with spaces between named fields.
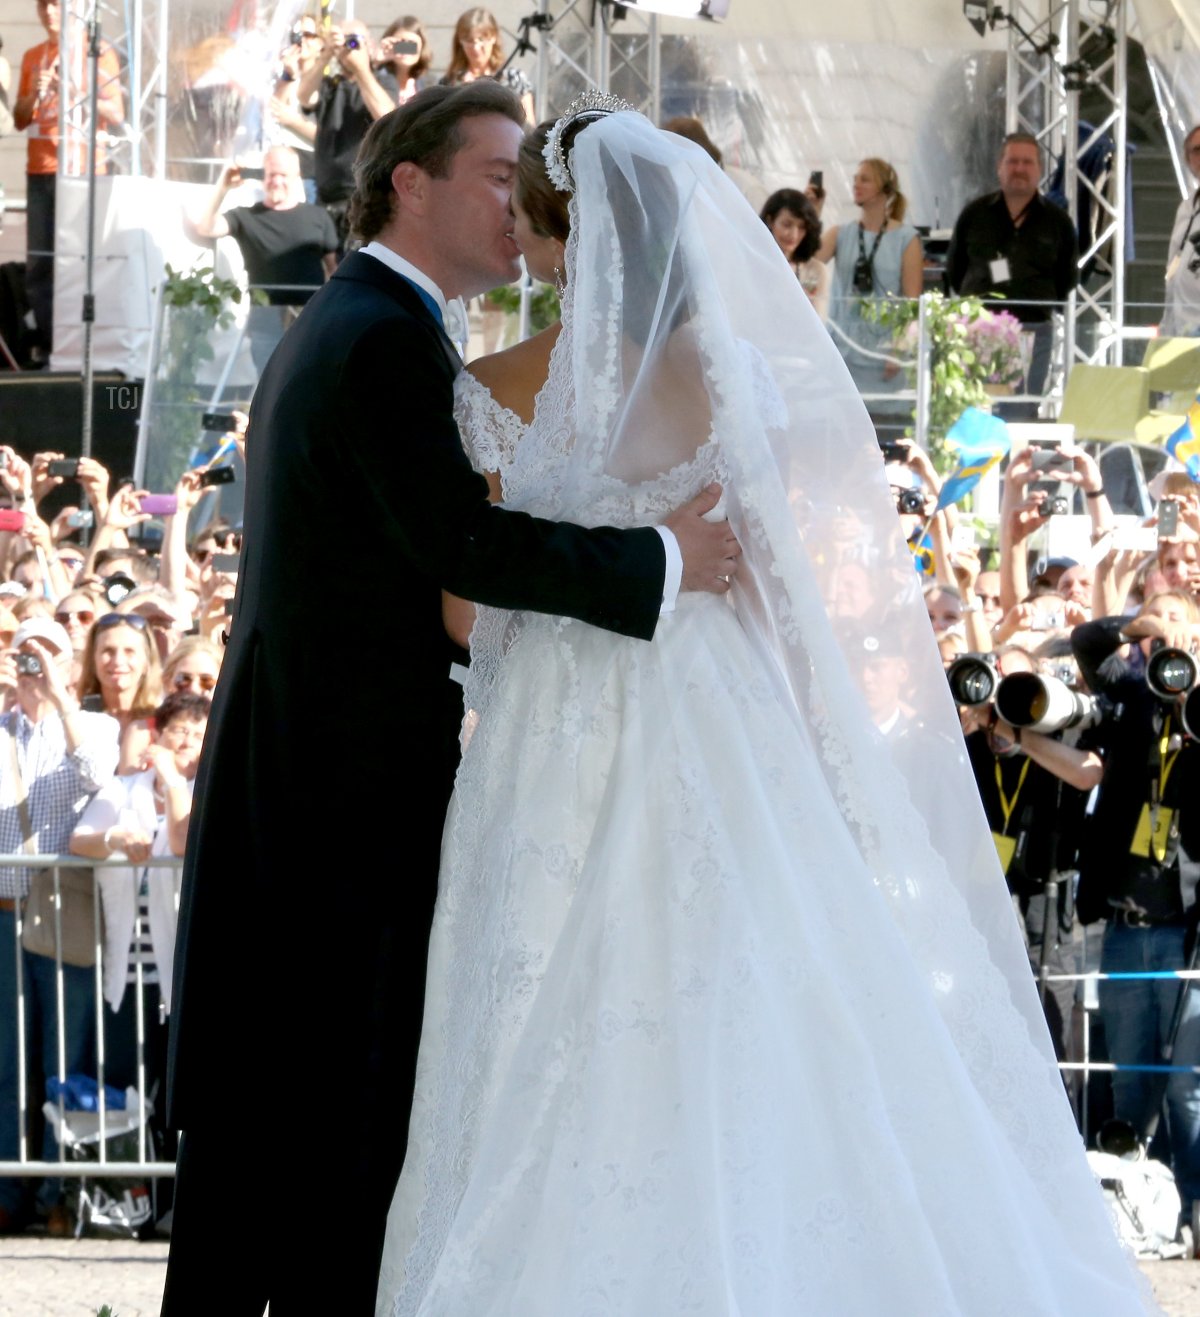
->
xmin=857 ymin=223 xmax=885 ymax=278
xmin=994 ymin=756 xmax=1030 ymax=836
xmin=1150 ymin=713 xmax=1180 ymax=863
xmin=1008 ymin=197 xmax=1033 ymax=230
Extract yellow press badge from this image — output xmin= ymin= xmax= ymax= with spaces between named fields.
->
xmin=1130 ymin=804 xmax=1173 ymax=861
xmin=991 ymin=831 xmax=1017 ymax=874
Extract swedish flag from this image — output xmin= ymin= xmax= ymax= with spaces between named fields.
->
xmin=935 ymin=407 xmax=1011 ymax=511
xmin=1165 ymin=393 xmax=1200 ymax=482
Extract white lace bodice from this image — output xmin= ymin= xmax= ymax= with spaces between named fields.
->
xmin=452 ymin=341 xmax=791 ymax=529
xmin=453 ymin=371 xmax=527 ymax=490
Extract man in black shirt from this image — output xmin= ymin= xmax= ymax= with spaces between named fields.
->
xmin=293 ymin=20 xmax=399 ymax=254
xmin=1071 ymin=595 xmax=1200 ymax=1234
xmin=959 ymin=645 xmax=1100 ymax=1089
xmin=946 ymin=133 xmax=1078 ymax=412
xmin=185 ymin=146 xmax=338 ymax=373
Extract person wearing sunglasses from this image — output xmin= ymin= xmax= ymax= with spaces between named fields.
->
xmin=53 ymin=589 xmax=102 ymax=685
xmin=115 ymin=587 xmax=194 ymax=666
xmin=162 ymin=637 xmax=223 ymax=700
xmin=76 ymin=612 xmax=164 ymax=774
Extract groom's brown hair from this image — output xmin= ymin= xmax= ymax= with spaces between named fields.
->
xmin=350 ymin=82 xmax=526 ymax=242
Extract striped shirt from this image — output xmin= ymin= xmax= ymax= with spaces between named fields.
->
xmin=0 ymin=706 xmax=121 ymax=899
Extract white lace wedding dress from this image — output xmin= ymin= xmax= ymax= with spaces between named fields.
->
xmin=376 ymin=372 xmax=1148 ymax=1316
xmin=376 ymin=110 xmax=1149 ymax=1316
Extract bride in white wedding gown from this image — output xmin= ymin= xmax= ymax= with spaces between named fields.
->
xmin=376 ymin=98 xmax=1153 ymax=1315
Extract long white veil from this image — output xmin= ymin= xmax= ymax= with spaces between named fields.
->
xmin=465 ymin=106 xmax=1137 ymax=1285
xmin=488 ymin=107 xmax=1048 ymax=1060
xmin=387 ymin=109 xmax=1151 ymax=1313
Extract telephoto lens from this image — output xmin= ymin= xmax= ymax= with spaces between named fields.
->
xmin=1183 ymin=686 xmax=1200 ymax=741
xmin=995 ymin=672 xmax=1103 ymax=733
xmin=1145 ymin=646 xmax=1197 ymax=703
xmin=946 ymin=654 xmax=998 ymax=707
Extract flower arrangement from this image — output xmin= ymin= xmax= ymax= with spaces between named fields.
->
xmin=962 ymin=308 xmax=1025 ymax=387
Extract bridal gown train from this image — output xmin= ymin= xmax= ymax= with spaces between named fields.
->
xmin=375 ymin=371 xmax=1148 ymax=1317
xmin=376 ymin=110 xmax=1150 ymax=1316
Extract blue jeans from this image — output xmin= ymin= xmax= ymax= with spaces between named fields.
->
xmin=1099 ymin=921 xmax=1200 ymax=1219
xmin=0 ymin=907 xmax=97 ymax=1216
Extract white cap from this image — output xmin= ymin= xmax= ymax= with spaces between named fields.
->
xmin=13 ymin=617 xmax=73 ymax=656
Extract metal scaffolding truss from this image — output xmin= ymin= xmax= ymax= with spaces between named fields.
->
xmin=1005 ymin=0 xmax=1129 ymax=369
xmin=57 ymin=0 xmax=168 ymax=180
xmin=531 ymin=0 xmax=661 ymax=123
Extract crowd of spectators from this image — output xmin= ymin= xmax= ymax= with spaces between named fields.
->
xmin=3 ymin=9 xmax=1200 ymax=1244
xmin=0 ymin=443 xmax=230 ymax=1236
xmin=875 ymin=432 xmax=1200 ymax=1241
xmin=4 ymin=6 xmax=535 ymax=363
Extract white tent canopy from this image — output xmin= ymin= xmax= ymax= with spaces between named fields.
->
xmin=47 ymin=0 xmax=1200 ymax=376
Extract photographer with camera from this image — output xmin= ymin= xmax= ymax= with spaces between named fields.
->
xmin=1071 ymin=591 xmax=1200 ymax=1239
xmin=184 ymin=146 xmax=339 ymax=374
xmin=378 ymin=16 xmax=431 ymax=106
xmin=996 ymin=441 xmax=1111 ymax=621
xmin=0 ymin=617 xmax=119 ymax=1234
xmin=292 ymin=19 xmax=399 ymax=255
xmin=956 ymin=644 xmax=1103 ymax=1083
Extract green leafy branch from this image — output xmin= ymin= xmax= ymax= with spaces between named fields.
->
xmin=485 ymin=282 xmax=561 ymax=336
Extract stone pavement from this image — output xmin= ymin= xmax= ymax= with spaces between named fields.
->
xmin=0 ymin=1237 xmax=1197 ymax=1316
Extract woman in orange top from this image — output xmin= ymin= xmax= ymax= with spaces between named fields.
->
xmin=12 ymin=0 xmax=123 ymax=359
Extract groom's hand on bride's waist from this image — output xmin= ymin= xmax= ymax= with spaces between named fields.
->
xmin=665 ymin=483 xmax=741 ymax=595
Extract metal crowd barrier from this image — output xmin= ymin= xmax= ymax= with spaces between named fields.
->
xmin=1 ymin=854 xmax=181 ymax=1181
xmin=3 ymin=856 xmax=1199 ymax=1186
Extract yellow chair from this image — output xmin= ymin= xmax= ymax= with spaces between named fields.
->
xmin=1140 ymin=337 xmax=1200 ymax=402
xmin=1057 ymin=364 xmax=1181 ymax=445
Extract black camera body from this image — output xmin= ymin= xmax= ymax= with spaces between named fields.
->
xmin=852 ymin=257 xmax=874 ymax=294
xmin=345 ymin=33 xmax=362 ymax=50
xmin=1030 ymin=479 xmax=1069 ymax=516
xmin=896 ymin=488 xmax=924 ymax=514
xmin=947 ymin=652 xmax=999 ymax=707
xmin=15 ymin=653 xmax=42 ymax=677
xmin=102 ymin=572 xmax=137 ymax=606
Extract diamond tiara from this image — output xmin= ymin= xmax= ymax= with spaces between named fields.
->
xmin=542 ymin=89 xmax=634 ymax=193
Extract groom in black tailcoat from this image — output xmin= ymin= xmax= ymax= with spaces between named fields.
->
xmin=161 ymin=83 xmax=738 ymax=1316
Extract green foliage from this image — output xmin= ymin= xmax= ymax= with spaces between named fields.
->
xmin=144 ymin=264 xmax=246 ymax=494
xmin=160 ymin=262 xmax=246 ymax=321
xmin=861 ymin=292 xmax=1020 ymax=472
xmin=485 ymin=282 xmax=562 ymax=336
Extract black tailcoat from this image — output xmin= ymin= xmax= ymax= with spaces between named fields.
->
xmin=163 ymin=252 xmax=663 ymax=1311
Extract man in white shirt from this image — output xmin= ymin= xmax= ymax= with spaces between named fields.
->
xmin=0 ymin=618 xmax=118 ymax=1235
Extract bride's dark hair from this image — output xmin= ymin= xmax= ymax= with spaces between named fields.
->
xmin=516 ymin=122 xmax=571 ymax=242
